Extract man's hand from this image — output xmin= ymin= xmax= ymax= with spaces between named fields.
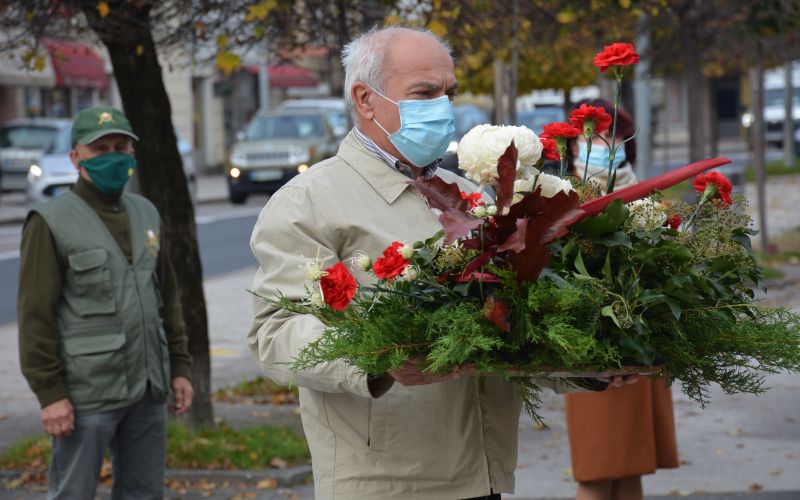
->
xmin=170 ymin=377 xmax=194 ymax=415
xmin=42 ymin=399 xmax=74 ymax=439
xmin=597 ymin=374 xmax=640 ymax=388
xmin=389 ymin=358 xmax=474 ymax=386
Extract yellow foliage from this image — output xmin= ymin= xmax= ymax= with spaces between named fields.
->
xmin=97 ymin=1 xmax=110 ymax=18
xmin=216 ymin=51 xmax=241 ymax=76
xmin=245 ymin=0 xmax=277 ymax=22
xmin=33 ymin=55 xmax=46 ymax=71
xmin=556 ymin=9 xmax=577 ymax=24
xmin=619 ymin=0 xmax=631 ymax=9
xmin=427 ymin=19 xmax=448 ymax=37
xmin=136 ymin=45 xmax=144 ymax=56
xmin=217 ymin=34 xmax=228 ymax=49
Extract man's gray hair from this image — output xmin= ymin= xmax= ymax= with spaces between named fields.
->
xmin=341 ymin=25 xmax=452 ymax=122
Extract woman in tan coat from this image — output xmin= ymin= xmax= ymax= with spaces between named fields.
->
xmin=563 ymin=100 xmax=679 ymax=500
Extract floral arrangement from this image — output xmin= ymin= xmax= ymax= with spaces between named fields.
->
xmin=258 ymin=42 xmax=800 ymax=419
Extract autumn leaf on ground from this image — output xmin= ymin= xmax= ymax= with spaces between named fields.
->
xmin=269 ymin=457 xmax=288 ymax=469
xmin=256 ymin=478 xmax=278 ymax=489
xmin=748 ymin=483 xmax=763 ymax=492
xmin=97 ymin=1 xmax=109 ymax=18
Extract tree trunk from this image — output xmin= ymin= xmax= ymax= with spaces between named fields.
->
xmin=784 ymin=61 xmax=796 ymax=168
xmin=83 ymin=1 xmax=213 ymax=428
xmin=680 ymin=16 xmax=707 ymax=162
xmin=751 ymin=43 xmax=768 ymax=251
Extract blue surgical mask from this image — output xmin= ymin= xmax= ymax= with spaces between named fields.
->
xmin=578 ymin=142 xmax=627 ymax=170
xmin=370 ymin=86 xmax=455 ymax=167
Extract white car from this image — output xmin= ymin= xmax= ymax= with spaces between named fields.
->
xmin=276 ymin=98 xmax=350 ymax=139
xmin=1 ymin=118 xmax=70 ymax=192
xmin=27 ymin=124 xmax=197 ymax=206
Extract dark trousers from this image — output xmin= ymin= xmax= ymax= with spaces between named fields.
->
xmin=463 ymin=495 xmax=501 ymax=500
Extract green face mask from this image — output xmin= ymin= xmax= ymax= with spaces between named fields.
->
xmin=79 ymin=151 xmax=137 ymax=195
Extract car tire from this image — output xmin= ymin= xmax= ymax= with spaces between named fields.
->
xmin=229 ymin=190 xmax=247 ymax=205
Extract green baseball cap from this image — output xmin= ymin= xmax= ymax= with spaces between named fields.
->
xmin=71 ymin=106 xmax=139 ymax=147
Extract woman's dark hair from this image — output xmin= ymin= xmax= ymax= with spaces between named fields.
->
xmin=565 ymin=98 xmax=637 ymax=172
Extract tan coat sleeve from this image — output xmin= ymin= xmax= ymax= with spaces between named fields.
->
xmin=247 ymin=185 xmax=373 ymax=397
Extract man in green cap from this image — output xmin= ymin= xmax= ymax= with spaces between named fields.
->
xmin=18 ymin=105 xmax=193 ymax=499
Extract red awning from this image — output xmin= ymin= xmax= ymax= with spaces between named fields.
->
xmin=42 ymin=38 xmax=109 ymax=89
xmin=244 ymin=64 xmax=318 ymax=88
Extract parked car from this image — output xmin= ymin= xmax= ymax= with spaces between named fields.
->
xmin=741 ymin=62 xmax=800 ymax=148
xmin=276 ymin=98 xmax=350 ymax=139
xmin=441 ymin=104 xmax=490 ymax=174
xmin=1 ymin=118 xmax=68 ymax=192
xmin=27 ymin=124 xmax=197 ymax=206
xmin=517 ymin=106 xmax=566 ymax=136
xmin=227 ymin=110 xmax=340 ymax=204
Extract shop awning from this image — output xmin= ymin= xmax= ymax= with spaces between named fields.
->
xmin=42 ymin=38 xmax=109 ymax=89
xmin=244 ymin=64 xmax=319 ymax=88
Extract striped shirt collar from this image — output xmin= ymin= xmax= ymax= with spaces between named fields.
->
xmin=353 ymin=127 xmax=440 ymax=180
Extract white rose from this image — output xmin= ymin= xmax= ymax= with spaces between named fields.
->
xmin=536 ymin=173 xmax=574 ymax=198
xmin=627 ymin=198 xmax=668 ymax=230
xmin=457 ymin=125 xmax=542 ymax=186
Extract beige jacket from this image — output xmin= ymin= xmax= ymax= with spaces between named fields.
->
xmin=248 ymin=131 xmax=582 ymax=499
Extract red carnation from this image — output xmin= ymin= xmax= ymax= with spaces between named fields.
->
xmin=665 ymin=214 xmax=682 ymax=230
xmin=569 ymin=104 xmax=612 ymax=136
xmin=320 ymin=262 xmax=357 ymax=311
xmin=540 ymin=136 xmax=559 ymax=161
xmin=692 ymin=171 xmax=733 ymax=205
xmin=461 ymin=191 xmax=484 ymax=208
xmin=594 ymin=42 xmax=640 ymax=73
xmin=372 ymin=241 xmax=410 ymax=282
xmin=542 ymin=122 xmax=581 ymax=140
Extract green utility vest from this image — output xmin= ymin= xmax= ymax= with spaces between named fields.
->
xmin=34 ymin=191 xmax=171 ymax=414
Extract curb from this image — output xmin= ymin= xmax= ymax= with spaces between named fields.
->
xmin=1 ymin=464 xmax=312 ymax=489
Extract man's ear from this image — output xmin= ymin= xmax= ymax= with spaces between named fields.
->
xmin=69 ymin=149 xmax=80 ymax=170
xmin=351 ymin=82 xmax=374 ymax=121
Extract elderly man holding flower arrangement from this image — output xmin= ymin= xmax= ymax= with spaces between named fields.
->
xmin=247 ymin=26 xmax=632 ymax=500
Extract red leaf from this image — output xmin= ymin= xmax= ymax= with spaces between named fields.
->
xmin=496 ymin=217 xmax=528 ymax=253
xmin=409 ymin=176 xmax=469 ymax=213
xmin=462 ymin=252 xmax=494 ymax=277
xmin=457 ymin=271 xmax=501 ymax=283
xmin=494 ymin=142 xmax=518 ymax=210
xmin=485 ymin=297 xmax=511 ymax=332
xmin=439 ymin=209 xmax=484 ymax=244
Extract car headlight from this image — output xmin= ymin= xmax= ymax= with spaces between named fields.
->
xmin=229 ymin=167 xmax=241 ymax=179
xmin=297 ymin=164 xmax=309 ymax=173
xmin=741 ymin=112 xmax=754 ymax=129
xmin=29 ymin=164 xmax=43 ymax=178
xmin=446 ymin=140 xmax=458 ymax=154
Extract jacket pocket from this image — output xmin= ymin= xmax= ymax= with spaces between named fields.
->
xmin=67 ymin=249 xmax=116 ymax=316
xmin=62 ymin=323 xmax=128 ymax=404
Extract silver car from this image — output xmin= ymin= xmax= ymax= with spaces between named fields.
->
xmin=1 ymin=118 xmax=70 ymax=192
xmin=27 ymin=124 xmax=197 ymax=206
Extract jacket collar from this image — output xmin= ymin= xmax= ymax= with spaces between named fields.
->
xmin=336 ymin=130 xmax=412 ymax=205
xmin=73 ymin=176 xmax=124 ymax=213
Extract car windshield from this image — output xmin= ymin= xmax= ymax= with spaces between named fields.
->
xmin=246 ymin=115 xmax=326 ymax=140
xmin=453 ymin=106 xmax=489 ymax=139
xmin=0 ymin=125 xmax=58 ymax=150
xmin=764 ymin=88 xmax=800 ymax=108
xmin=518 ymin=108 xmax=566 ymax=135
xmin=47 ymin=126 xmax=72 ymax=154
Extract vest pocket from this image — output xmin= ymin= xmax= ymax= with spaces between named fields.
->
xmin=67 ymin=249 xmax=116 ymax=316
xmin=62 ymin=324 xmax=128 ymax=404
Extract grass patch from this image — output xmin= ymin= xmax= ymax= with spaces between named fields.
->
xmin=0 ymin=422 xmax=309 ymax=473
xmin=213 ymin=376 xmax=298 ymax=405
xmin=745 ymin=158 xmax=800 ymax=182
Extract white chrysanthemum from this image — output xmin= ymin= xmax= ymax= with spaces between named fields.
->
xmin=627 ymin=198 xmax=668 ymax=230
xmin=309 ymin=289 xmax=325 ymax=308
xmin=536 ymin=173 xmax=574 ymax=198
xmin=457 ymin=125 xmax=543 ymax=186
xmin=305 ymin=261 xmax=325 ymax=281
xmin=397 ymin=244 xmax=415 ymax=260
xmin=514 ymin=176 xmax=536 ymax=194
